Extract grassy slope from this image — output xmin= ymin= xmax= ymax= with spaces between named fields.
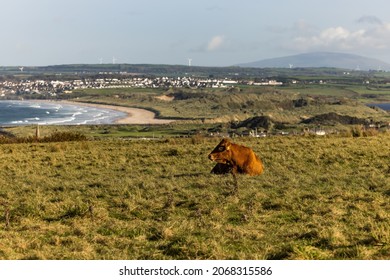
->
xmin=0 ymin=134 xmax=389 ymax=260
xmin=67 ymin=85 xmax=389 ymax=124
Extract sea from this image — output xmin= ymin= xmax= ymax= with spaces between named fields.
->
xmin=0 ymin=100 xmax=127 ymax=126
xmin=368 ymin=103 xmax=390 ymax=111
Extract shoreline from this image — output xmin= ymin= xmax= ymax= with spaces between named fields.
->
xmin=57 ymin=100 xmax=175 ymax=125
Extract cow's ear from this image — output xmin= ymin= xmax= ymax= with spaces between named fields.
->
xmin=225 ymin=142 xmax=231 ymax=150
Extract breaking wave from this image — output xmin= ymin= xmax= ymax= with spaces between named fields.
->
xmin=0 ymin=100 xmax=127 ymax=126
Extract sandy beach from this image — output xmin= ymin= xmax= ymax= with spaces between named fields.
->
xmin=58 ymin=100 xmax=175 ymax=125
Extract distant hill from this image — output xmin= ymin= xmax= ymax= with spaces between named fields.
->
xmin=237 ymin=52 xmax=390 ymax=71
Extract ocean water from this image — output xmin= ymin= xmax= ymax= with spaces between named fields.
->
xmin=367 ymin=103 xmax=390 ymax=111
xmin=0 ymin=100 xmax=127 ymax=126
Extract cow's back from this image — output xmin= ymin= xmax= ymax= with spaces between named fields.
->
xmin=250 ymin=153 xmax=264 ymax=175
xmin=230 ymin=143 xmax=263 ymax=175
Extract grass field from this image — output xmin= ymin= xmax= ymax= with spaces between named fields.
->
xmin=0 ymin=132 xmax=389 ymax=260
xmin=62 ymin=85 xmax=390 ymax=127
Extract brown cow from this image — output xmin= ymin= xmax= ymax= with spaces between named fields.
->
xmin=208 ymin=138 xmax=264 ymax=176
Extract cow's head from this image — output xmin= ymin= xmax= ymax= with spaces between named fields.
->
xmin=208 ymin=138 xmax=232 ymax=164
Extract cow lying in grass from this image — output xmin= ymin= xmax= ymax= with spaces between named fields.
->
xmin=208 ymin=138 xmax=263 ymax=191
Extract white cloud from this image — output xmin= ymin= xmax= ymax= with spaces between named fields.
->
xmin=190 ymin=35 xmax=227 ymax=53
xmin=207 ymin=35 xmax=225 ymax=51
xmin=290 ymin=22 xmax=390 ymax=53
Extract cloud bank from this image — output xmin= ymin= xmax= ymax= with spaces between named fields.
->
xmin=289 ymin=17 xmax=390 ymax=54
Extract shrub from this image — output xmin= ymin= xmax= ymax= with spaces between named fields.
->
xmin=0 ymin=131 xmax=87 ymax=144
xmin=363 ymin=129 xmax=379 ymax=137
xmin=40 ymin=132 xmax=87 ymax=142
xmin=350 ymin=125 xmax=363 ymax=137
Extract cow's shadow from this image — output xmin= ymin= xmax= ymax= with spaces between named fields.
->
xmin=173 ymin=163 xmax=231 ymax=178
xmin=173 ymin=164 xmax=238 ymax=195
xmin=173 ymin=173 xmax=204 ymax=178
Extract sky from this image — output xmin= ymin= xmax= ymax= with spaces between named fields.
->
xmin=2 ymin=0 xmax=390 ymax=66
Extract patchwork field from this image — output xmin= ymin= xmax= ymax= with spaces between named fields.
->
xmin=0 ymin=133 xmax=389 ymax=259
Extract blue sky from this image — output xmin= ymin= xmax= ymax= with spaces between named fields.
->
xmin=2 ymin=0 xmax=390 ymax=66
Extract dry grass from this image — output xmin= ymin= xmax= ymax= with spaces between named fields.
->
xmin=0 ymin=133 xmax=389 ymax=259
xmin=71 ymin=87 xmax=389 ymax=124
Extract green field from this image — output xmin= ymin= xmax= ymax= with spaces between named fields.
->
xmin=63 ymin=85 xmax=390 ymax=126
xmin=1 ymin=76 xmax=389 ymax=260
xmin=0 ymin=133 xmax=389 ymax=259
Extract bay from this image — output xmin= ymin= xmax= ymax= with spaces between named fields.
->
xmin=367 ymin=103 xmax=390 ymax=111
xmin=0 ymin=100 xmax=127 ymax=126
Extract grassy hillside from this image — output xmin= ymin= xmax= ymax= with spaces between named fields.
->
xmin=67 ymin=86 xmax=389 ymax=125
xmin=0 ymin=133 xmax=389 ymax=259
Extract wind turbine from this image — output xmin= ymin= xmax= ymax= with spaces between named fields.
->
xmin=99 ymin=58 xmax=103 ymax=64
xmin=112 ymin=56 xmax=117 ymax=64
xmin=289 ymin=64 xmax=293 ymax=69
xmin=188 ymin=58 xmax=192 ymax=67
xmin=19 ymin=66 xmax=24 ymax=72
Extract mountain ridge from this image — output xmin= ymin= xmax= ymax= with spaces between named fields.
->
xmin=237 ymin=52 xmax=390 ymax=71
